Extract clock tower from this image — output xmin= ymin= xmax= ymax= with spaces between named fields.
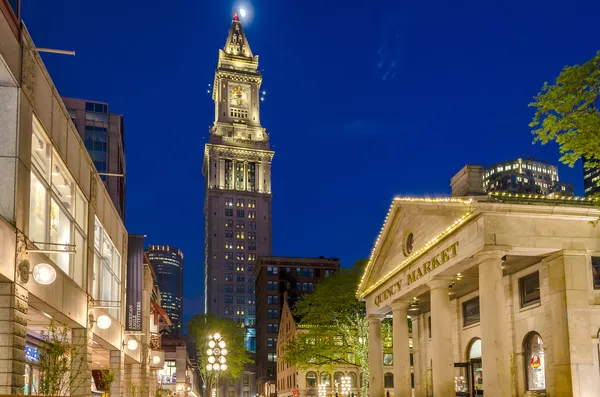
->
xmin=203 ymin=11 xmax=274 ymax=349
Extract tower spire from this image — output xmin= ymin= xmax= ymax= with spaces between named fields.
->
xmin=224 ymin=13 xmax=253 ymax=58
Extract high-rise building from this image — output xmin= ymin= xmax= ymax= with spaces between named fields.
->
xmin=254 ymin=256 xmax=340 ymax=397
xmin=583 ymin=158 xmax=600 ymax=197
xmin=482 ymin=157 xmax=573 ymax=196
xmin=62 ymin=97 xmax=126 ymax=220
xmin=147 ymin=245 xmax=184 ymax=334
xmin=203 ymin=13 xmax=274 ymax=332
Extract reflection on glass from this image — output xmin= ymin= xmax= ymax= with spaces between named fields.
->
xmin=526 ymin=334 xmax=546 ymax=391
xmin=50 ymin=199 xmax=71 ymax=274
xmin=29 ymin=173 xmax=47 ymax=244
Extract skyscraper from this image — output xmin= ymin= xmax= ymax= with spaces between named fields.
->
xmin=583 ymin=158 xmax=600 ymax=197
xmin=62 ymin=97 xmax=126 ymax=220
xmin=147 ymin=245 xmax=184 ymax=334
xmin=482 ymin=157 xmax=573 ymax=196
xmin=203 ymin=13 xmax=274 ymax=332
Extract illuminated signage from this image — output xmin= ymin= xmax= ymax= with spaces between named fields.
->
xmin=374 ymin=241 xmax=459 ymax=306
xmin=25 ymin=345 xmax=40 ymax=362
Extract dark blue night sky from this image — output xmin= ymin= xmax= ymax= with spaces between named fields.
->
xmin=22 ymin=0 xmax=600 ymax=323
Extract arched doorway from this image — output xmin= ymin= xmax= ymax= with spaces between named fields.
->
xmin=467 ymin=338 xmax=483 ymax=396
xmin=523 ymin=332 xmax=545 ymax=393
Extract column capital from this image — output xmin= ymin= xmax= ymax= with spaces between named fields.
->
xmin=390 ymin=299 xmax=411 ymax=312
xmin=475 ymin=249 xmax=507 ymax=263
xmin=427 ymin=277 xmax=454 ymax=290
xmin=366 ymin=313 xmax=385 ymax=323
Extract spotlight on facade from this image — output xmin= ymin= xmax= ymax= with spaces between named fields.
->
xmin=96 ymin=314 xmax=112 ymax=329
xmin=127 ymin=339 xmax=139 ymax=350
xmin=32 ymin=263 xmax=57 ymax=285
xmin=152 ymin=355 xmax=161 ymax=365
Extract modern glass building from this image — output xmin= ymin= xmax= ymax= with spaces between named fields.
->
xmin=147 ymin=245 xmax=184 ymax=334
xmin=583 ymin=158 xmax=600 ymax=197
xmin=62 ymin=97 xmax=126 ymax=220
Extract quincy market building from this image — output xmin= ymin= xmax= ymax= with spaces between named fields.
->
xmin=357 ymin=193 xmax=600 ymax=397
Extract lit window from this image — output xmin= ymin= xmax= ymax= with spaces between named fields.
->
xmin=225 ymin=220 xmax=233 ymax=228
xmin=248 ymin=200 xmax=256 ymax=208
xmin=524 ymin=333 xmax=546 ymax=392
xmin=225 ymin=241 xmax=233 ymax=249
xmin=237 ymin=242 xmax=245 ymax=250
xmin=248 ymin=211 xmax=256 ymax=219
xmin=236 ymin=252 xmax=245 ymax=261
xmin=236 ymin=231 xmax=245 ymax=239
xmin=93 ymin=217 xmax=121 ymax=317
xmin=236 ymin=220 xmax=245 ymax=228
xmin=29 ymin=117 xmax=88 ymax=289
xmin=237 ymin=199 xmax=245 ymax=207
xmin=225 ymin=198 xmax=233 ymax=207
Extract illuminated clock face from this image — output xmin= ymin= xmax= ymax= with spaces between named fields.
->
xmin=229 ymin=85 xmax=249 ymax=106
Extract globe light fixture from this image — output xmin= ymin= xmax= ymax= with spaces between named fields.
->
xmin=206 ymin=349 xmax=213 ymax=356
xmin=96 ymin=314 xmax=112 ymax=329
xmin=152 ymin=355 xmax=161 ymax=365
xmin=213 ymin=332 xmax=221 ymax=340
xmin=32 ymin=263 xmax=57 ymax=285
xmin=127 ymin=339 xmax=139 ymax=350
xmin=206 ymin=364 xmax=213 ymax=371
xmin=208 ymin=356 xmax=216 ymax=364
xmin=221 ymin=364 xmax=227 ymax=371
xmin=341 ymin=376 xmax=351 ymax=397
xmin=218 ymin=340 xmax=226 ymax=349
xmin=208 ymin=340 xmax=216 ymax=348
xmin=221 ymin=348 xmax=228 ymax=356
xmin=213 ymin=363 xmax=221 ymax=371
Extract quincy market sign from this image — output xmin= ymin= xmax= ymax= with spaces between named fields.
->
xmin=373 ymin=241 xmax=459 ymax=307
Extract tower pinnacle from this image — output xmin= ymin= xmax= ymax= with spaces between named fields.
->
xmin=224 ymin=13 xmax=253 ymax=58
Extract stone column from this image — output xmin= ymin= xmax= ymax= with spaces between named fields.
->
xmin=411 ymin=315 xmax=422 ymax=397
xmin=219 ymin=159 xmax=225 ymax=189
xmin=547 ymin=252 xmax=600 ymax=396
xmin=111 ymin=350 xmax=125 ymax=397
xmin=257 ymin=162 xmax=263 ymax=192
xmin=391 ymin=301 xmax=411 ymax=397
xmin=71 ymin=327 xmax=93 ymax=396
xmin=0 ymin=282 xmax=28 ymax=394
xmin=367 ymin=314 xmax=384 ymax=397
xmin=428 ymin=279 xmax=454 ymax=397
xmin=129 ymin=363 xmax=142 ymax=397
xmin=476 ymin=251 xmax=510 ymax=397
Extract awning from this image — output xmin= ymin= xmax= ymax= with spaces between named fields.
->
xmin=152 ymin=300 xmax=172 ymax=325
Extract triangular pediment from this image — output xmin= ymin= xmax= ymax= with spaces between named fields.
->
xmin=357 ymin=198 xmax=475 ymax=298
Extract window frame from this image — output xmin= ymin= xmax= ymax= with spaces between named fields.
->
xmin=462 ymin=296 xmax=481 ymax=327
xmin=519 ymin=271 xmax=541 ymax=308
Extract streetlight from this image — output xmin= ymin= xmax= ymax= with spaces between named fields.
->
xmin=340 ymin=376 xmax=351 ymax=397
xmin=319 ymin=383 xmax=327 ymax=397
xmin=206 ymin=333 xmax=228 ymax=397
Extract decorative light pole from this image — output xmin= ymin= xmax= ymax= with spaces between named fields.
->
xmin=206 ymin=333 xmax=228 ymax=397
xmin=319 ymin=382 xmax=327 ymax=397
xmin=340 ymin=376 xmax=351 ymax=397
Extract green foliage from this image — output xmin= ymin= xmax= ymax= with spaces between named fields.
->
xmin=186 ymin=314 xmax=253 ymax=391
xmin=281 ymin=260 xmax=369 ymax=396
xmin=99 ymin=368 xmax=117 ymax=397
xmin=39 ymin=319 xmax=88 ymax=396
xmin=529 ymin=50 xmax=600 ymax=171
xmin=129 ymin=380 xmax=142 ymax=397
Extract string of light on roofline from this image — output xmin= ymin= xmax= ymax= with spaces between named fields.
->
xmin=489 ymin=191 xmax=599 ymax=201
xmin=356 ymin=197 xmax=474 ymax=297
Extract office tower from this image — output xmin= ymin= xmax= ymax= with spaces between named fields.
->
xmin=63 ymin=97 xmax=126 ymax=220
xmin=254 ymin=256 xmax=340 ymax=397
xmin=147 ymin=245 xmax=184 ymax=335
xmin=583 ymin=158 xmax=600 ymax=197
xmin=482 ymin=157 xmax=573 ymax=196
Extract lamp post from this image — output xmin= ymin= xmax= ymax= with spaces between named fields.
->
xmin=206 ymin=333 xmax=228 ymax=397
xmin=340 ymin=376 xmax=351 ymax=397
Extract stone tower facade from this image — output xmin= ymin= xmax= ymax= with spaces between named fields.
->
xmin=203 ymin=12 xmax=274 ymax=345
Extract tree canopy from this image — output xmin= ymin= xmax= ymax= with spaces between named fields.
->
xmin=186 ymin=314 xmax=253 ymax=390
xmin=281 ymin=260 xmax=370 ymax=394
xmin=529 ymin=50 xmax=600 ymax=173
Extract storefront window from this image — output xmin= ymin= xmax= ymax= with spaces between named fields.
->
xmin=469 ymin=339 xmax=483 ymax=393
xmin=159 ymin=360 xmax=176 ymax=384
xmin=93 ymin=217 xmax=121 ymax=317
xmin=525 ymin=333 xmax=545 ymax=391
xmin=29 ymin=116 xmax=88 ymax=289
